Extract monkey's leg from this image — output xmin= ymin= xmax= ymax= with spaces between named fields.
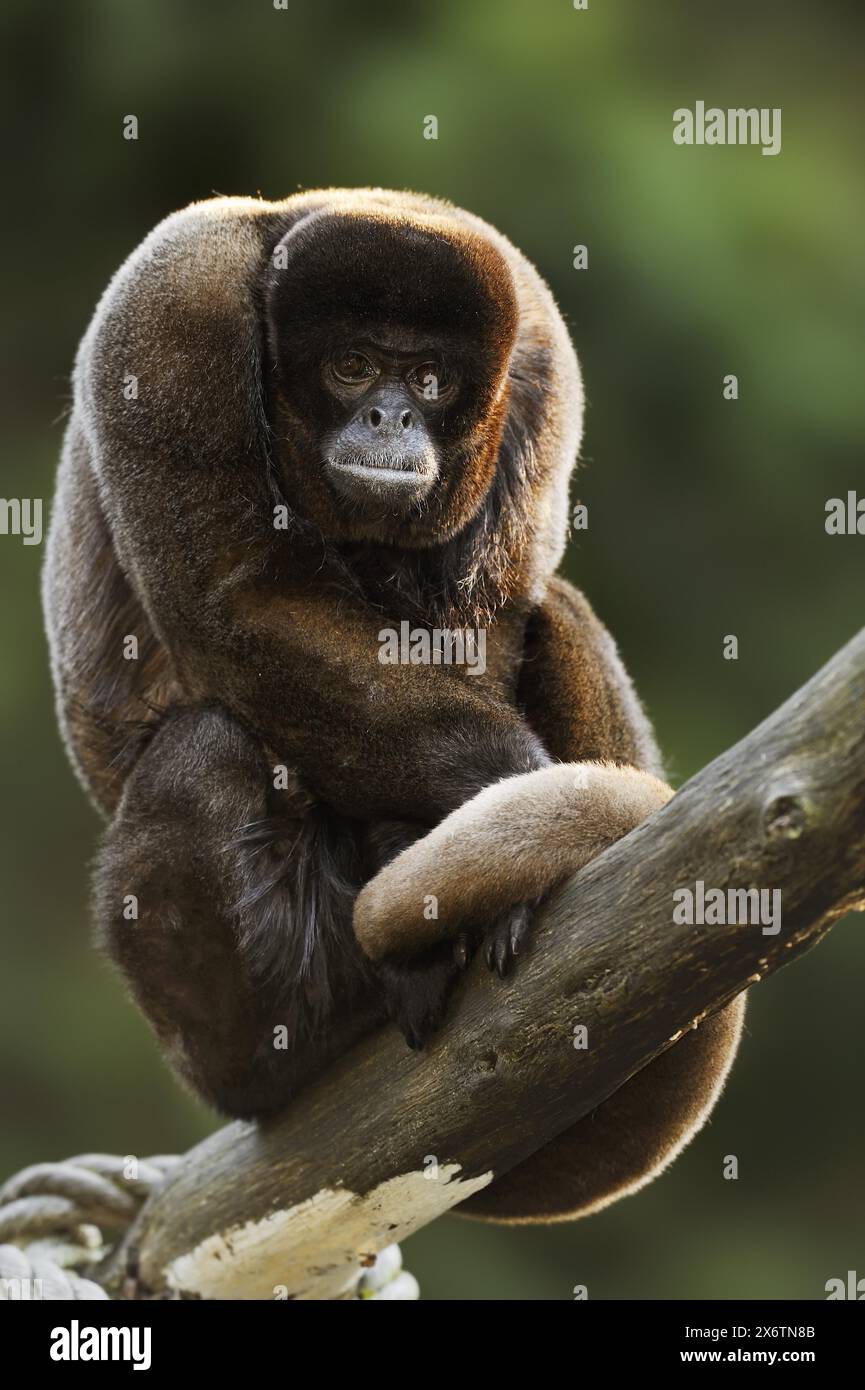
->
xmin=450 ymin=572 xmax=669 ymax=977
xmin=457 ymin=995 xmax=746 ymax=1223
xmin=96 ymin=706 xmax=381 ymax=1119
xmin=355 ymin=768 xmax=746 ymax=1218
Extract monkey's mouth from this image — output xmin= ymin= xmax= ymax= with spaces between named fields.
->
xmin=329 ymin=453 xmax=426 ymax=478
xmin=324 ymin=451 xmax=438 ymax=509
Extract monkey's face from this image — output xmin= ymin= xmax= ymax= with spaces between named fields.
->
xmin=264 ymin=209 xmax=519 ymax=546
xmin=319 ymin=338 xmax=452 ymax=515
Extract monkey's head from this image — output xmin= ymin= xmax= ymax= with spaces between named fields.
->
xmin=263 ymin=210 xmax=519 ymax=546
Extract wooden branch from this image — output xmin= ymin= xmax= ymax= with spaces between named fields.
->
xmin=106 ymin=628 xmax=865 ymax=1300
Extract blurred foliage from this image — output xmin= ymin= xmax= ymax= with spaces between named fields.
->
xmin=0 ymin=0 xmax=862 ymax=1300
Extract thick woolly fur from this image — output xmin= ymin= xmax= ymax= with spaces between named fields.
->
xmin=43 ymin=188 xmax=745 ymax=1222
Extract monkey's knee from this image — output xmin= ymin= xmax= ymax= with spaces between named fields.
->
xmin=457 ymin=994 xmax=746 ymax=1224
xmin=95 ymin=704 xmax=269 ymax=968
xmin=95 ymin=704 xmax=378 ymax=1117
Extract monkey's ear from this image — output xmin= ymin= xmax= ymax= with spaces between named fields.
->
xmin=80 ymin=200 xmax=278 ymax=476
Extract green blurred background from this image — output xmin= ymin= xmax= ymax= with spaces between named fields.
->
xmin=1 ymin=0 xmax=862 ymax=1300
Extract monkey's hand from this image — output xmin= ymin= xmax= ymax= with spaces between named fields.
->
xmin=376 ymin=907 xmax=536 ymax=1051
xmin=376 ymin=943 xmax=463 ymax=1050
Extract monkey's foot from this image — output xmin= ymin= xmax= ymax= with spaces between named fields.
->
xmin=454 ymin=901 xmax=536 ymax=979
xmin=377 ymin=944 xmax=461 ymax=1050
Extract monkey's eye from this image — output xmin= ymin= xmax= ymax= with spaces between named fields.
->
xmin=407 ymin=362 xmax=446 ymax=398
xmin=332 ymin=351 xmax=377 ymax=384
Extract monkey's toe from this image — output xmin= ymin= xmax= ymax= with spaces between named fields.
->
xmin=483 ymin=901 xmax=536 ymax=978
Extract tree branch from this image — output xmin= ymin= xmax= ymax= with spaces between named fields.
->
xmin=105 ymin=627 xmax=865 ymax=1300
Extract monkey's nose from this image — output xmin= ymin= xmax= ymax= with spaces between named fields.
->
xmin=367 ymin=406 xmax=413 ymax=430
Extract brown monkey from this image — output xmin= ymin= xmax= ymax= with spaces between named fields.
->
xmin=43 ymin=189 xmax=744 ymax=1221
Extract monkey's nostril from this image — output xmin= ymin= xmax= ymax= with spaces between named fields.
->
xmin=400 ymin=410 xmax=413 ymax=429
xmin=368 ymin=407 xmax=382 ymax=428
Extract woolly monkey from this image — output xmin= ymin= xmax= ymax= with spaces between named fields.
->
xmin=43 ymin=189 xmax=744 ymax=1222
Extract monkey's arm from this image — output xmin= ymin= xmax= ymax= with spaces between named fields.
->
xmin=103 ymin=467 xmax=543 ymax=822
xmin=74 ymin=209 xmax=544 ymax=824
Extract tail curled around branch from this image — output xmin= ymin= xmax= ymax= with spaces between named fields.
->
xmin=353 ymin=761 xmax=673 ymax=961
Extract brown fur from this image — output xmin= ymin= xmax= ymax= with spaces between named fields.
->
xmin=42 ymin=189 xmax=744 ymax=1222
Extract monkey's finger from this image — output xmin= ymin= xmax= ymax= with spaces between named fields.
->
xmin=453 ymin=933 xmax=473 ymax=969
xmin=509 ymin=904 xmax=534 ymax=958
xmin=484 ymin=920 xmax=513 ymax=977
xmin=494 ymin=933 xmax=511 ymax=979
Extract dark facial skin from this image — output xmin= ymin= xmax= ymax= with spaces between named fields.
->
xmin=321 ymin=339 xmax=457 ymax=516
